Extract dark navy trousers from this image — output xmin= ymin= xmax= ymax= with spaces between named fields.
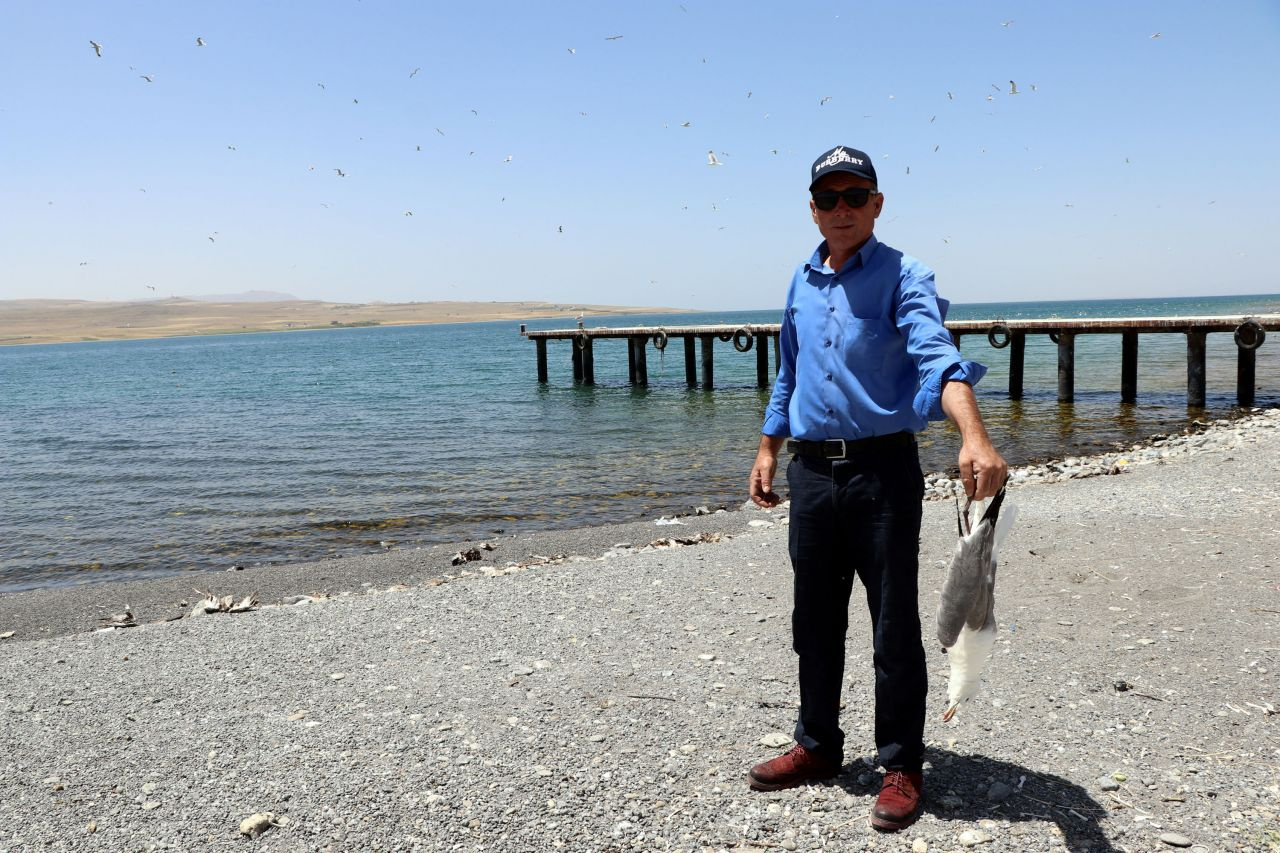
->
xmin=785 ymin=444 xmax=927 ymax=772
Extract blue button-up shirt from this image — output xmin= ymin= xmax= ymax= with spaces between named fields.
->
xmin=762 ymin=235 xmax=986 ymax=440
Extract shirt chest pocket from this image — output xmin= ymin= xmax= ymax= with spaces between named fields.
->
xmin=842 ymin=318 xmax=888 ymax=372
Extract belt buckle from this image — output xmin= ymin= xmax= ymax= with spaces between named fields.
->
xmin=823 ymin=438 xmax=847 ymax=459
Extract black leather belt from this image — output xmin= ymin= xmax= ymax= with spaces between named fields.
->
xmin=787 ymin=432 xmax=915 ymax=460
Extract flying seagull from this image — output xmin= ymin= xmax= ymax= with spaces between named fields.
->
xmin=409 ymin=67 xmax=420 ymax=78
xmin=146 ymin=284 xmax=156 ymax=290
xmin=567 ymin=48 xmax=576 ymax=54
xmin=140 ymin=74 xmax=154 ymax=83
xmin=196 ymin=37 xmax=205 ymax=46
xmin=334 ymin=168 xmax=346 ymax=177
xmin=1001 ymin=19 xmax=1013 ymax=27
xmin=706 ymin=150 xmax=722 ymax=166
xmin=819 ymin=96 xmax=832 ymax=105
xmin=680 ymin=121 xmax=691 ymax=128
xmin=1150 ymin=32 xmax=1161 ymax=39
xmin=1009 ymin=80 xmax=1019 ymax=95
xmin=89 ymin=40 xmax=102 ymax=57
xmin=605 ymin=34 xmax=623 ymax=40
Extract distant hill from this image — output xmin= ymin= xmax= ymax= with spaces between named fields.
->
xmin=186 ymin=290 xmax=299 ymax=302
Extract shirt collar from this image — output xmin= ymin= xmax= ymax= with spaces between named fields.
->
xmin=804 ymin=233 xmax=879 ymax=275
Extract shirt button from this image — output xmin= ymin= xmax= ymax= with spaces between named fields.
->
xmin=828 ymin=306 xmax=835 ymax=312
xmin=826 ymin=373 xmax=833 ymax=380
xmin=824 ymin=339 xmax=831 ymax=347
xmin=826 ymin=408 xmax=834 ymax=415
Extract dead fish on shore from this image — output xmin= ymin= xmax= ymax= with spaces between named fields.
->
xmin=189 ymin=590 xmax=259 ymax=616
xmin=936 ymin=486 xmax=1017 ymax=721
xmin=99 ymin=608 xmax=139 ymax=629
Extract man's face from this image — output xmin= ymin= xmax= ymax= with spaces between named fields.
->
xmin=809 ymin=173 xmax=883 ymax=257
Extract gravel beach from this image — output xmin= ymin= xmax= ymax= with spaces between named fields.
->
xmin=2 ymin=410 xmax=1278 ymax=852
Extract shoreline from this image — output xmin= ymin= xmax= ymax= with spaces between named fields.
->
xmin=1 ymin=404 xmax=1277 ymax=850
xmin=2 ymin=406 xmax=1275 ymax=644
xmin=0 ymin=298 xmax=689 ymax=347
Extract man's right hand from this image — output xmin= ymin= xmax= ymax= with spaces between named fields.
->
xmin=749 ymin=436 xmax=786 ymax=508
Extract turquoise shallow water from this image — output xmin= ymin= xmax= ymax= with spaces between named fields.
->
xmin=1 ymin=293 xmax=1277 ymax=592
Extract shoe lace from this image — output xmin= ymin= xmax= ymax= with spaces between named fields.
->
xmin=884 ymin=771 xmax=915 ymax=795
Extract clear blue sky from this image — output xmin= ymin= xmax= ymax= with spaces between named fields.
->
xmin=3 ymin=1 xmax=1278 ymax=309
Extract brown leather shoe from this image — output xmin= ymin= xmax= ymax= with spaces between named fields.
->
xmin=870 ymin=770 xmax=924 ymax=831
xmin=747 ymin=744 xmax=839 ymax=791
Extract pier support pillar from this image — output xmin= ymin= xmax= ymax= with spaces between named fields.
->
xmin=628 ymin=336 xmax=648 ymax=386
xmin=581 ymin=337 xmax=594 ymax=385
xmin=1187 ymin=330 xmax=1207 ymax=408
xmin=773 ymin=334 xmax=781 ymax=373
xmin=1237 ymin=345 xmax=1256 ymax=407
xmin=1008 ymin=332 xmax=1025 ymax=400
xmin=536 ymin=338 xmax=548 ymax=383
xmin=571 ymin=339 xmax=583 ymax=383
xmin=683 ymin=336 xmax=697 ymax=388
xmin=1121 ymin=331 xmax=1138 ymax=404
xmin=1056 ymin=332 xmax=1075 ymax=402
xmin=699 ymin=334 xmax=714 ymax=390
xmin=755 ymin=333 xmax=770 ymax=388
xmin=951 ymin=331 xmax=962 ymax=350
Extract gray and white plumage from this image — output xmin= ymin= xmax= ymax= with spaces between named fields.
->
xmin=89 ymin=40 xmax=102 ymax=57
xmin=706 ymin=150 xmax=722 ymax=166
xmin=936 ymin=487 xmax=1017 ymax=721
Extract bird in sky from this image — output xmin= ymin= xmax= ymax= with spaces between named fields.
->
xmin=680 ymin=121 xmax=691 ymax=128
xmin=317 ymin=82 xmax=325 ymax=90
xmin=140 ymin=74 xmax=155 ymax=83
xmin=1001 ymin=20 xmax=1013 ymax=27
xmin=415 ymin=145 xmax=421 ymax=151
xmin=819 ymin=96 xmax=832 ymax=105
xmin=470 ymin=108 xmax=479 ymax=115
xmin=89 ymin=40 xmax=102 ymax=57
xmin=404 ymin=210 xmax=413 ymax=216
xmin=1150 ymin=32 xmax=1162 ymax=39
xmin=195 ymin=37 xmax=205 ymax=46
xmin=947 ymin=91 xmax=954 ymax=100
xmin=930 ymin=115 xmax=936 ymax=123
xmin=707 ymin=151 xmax=722 ymax=166
xmin=334 ymin=168 xmax=346 ymax=177
xmin=567 ymin=48 xmax=575 ymax=54
xmin=605 ymin=34 xmax=623 ymax=40
xmin=1009 ymin=80 xmax=1019 ymax=95
xmin=558 ymin=226 xmax=563 ymax=233
xmin=146 ymin=284 xmax=156 ymax=290
xmin=504 ymin=155 xmax=513 ymax=163
xmin=435 ymin=128 xmax=445 ymax=136
xmin=409 ymin=67 xmax=420 ymax=78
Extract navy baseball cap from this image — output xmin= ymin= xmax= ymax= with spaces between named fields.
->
xmin=809 ymin=146 xmax=877 ymax=191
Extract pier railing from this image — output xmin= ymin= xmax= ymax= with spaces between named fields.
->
xmin=521 ymin=315 xmax=1277 ymax=407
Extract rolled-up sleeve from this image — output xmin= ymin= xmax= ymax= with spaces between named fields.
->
xmin=894 ymin=266 xmax=987 ymax=422
xmin=762 ymin=293 xmax=798 ymax=437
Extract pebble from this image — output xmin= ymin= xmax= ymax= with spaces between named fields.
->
xmin=1098 ymin=776 xmax=1120 ymax=791
xmin=912 ymin=840 xmax=928 ymax=853
xmin=759 ymin=732 xmax=791 ymax=748
xmin=958 ymin=829 xmax=991 ymax=846
xmin=1159 ymin=833 xmax=1193 ymax=848
xmin=986 ymin=781 xmax=1013 ymax=802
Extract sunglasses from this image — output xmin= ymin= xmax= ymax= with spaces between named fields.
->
xmin=811 ymin=188 xmax=878 ymax=211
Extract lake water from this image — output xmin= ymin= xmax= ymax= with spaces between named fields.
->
xmin=1 ymin=293 xmax=1277 ymax=592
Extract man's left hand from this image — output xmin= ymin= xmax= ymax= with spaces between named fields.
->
xmin=958 ymin=440 xmax=1007 ymax=500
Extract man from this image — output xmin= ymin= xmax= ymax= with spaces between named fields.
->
xmin=746 ymin=145 xmax=1007 ymax=831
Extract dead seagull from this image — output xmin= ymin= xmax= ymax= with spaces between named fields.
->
xmin=89 ymin=40 xmax=102 ymax=57
xmin=935 ymin=486 xmax=1017 ymax=721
